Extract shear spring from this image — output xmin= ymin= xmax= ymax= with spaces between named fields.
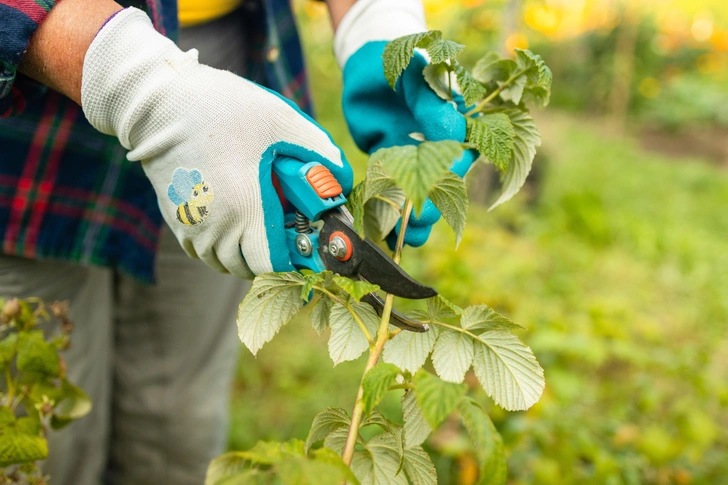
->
xmin=294 ymin=211 xmax=312 ymax=234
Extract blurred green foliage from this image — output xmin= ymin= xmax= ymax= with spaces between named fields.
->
xmin=228 ymin=3 xmax=728 ymax=484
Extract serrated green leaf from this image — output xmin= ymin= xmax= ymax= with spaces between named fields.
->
xmin=361 ymin=409 xmax=398 ymax=435
xmin=472 ymin=331 xmax=544 ymax=411
xmin=310 ymin=296 xmax=333 ymax=336
xmin=461 ymin=304 xmax=524 ymax=333
xmin=402 ymin=445 xmax=437 ymax=485
xmin=490 ymin=109 xmax=541 ymax=210
xmin=426 ymin=39 xmax=465 ymax=64
xmin=0 ymin=407 xmax=14 ymax=430
xmin=312 ymin=448 xmax=362 ymax=485
xmin=306 ymin=407 xmax=351 ymax=453
xmin=301 ymin=273 xmax=325 ymax=302
xmin=514 ymin=49 xmax=552 ymax=108
xmin=205 ymin=452 xmax=253 ymax=485
xmin=459 ymin=399 xmax=507 ymax=485
xmin=364 ymin=161 xmax=397 ymax=200
xmin=323 ymin=427 xmax=349 ymax=456
xmin=402 ymin=390 xmax=432 ymax=448
xmin=375 ymin=141 xmax=463 ymax=213
xmin=500 ymin=74 xmax=527 ymax=105
xmin=237 ymin=273 xmax=306 ymax=356
xmin=423 ymin=62 xmax=452 ymax=101
xmin=413 ymin=370 xmax=467 ymax=428
xmin=277 ymin=453 xmax=351 ymax=485
xmin=426 ymin=295 xmax=462 ymax=320
xmin=350 ymin=432 xmax=407 ymax=485
xmin=241 ymin=441 xmax=287 ymax=464
xmin=364 ymin=187 xmax=406 ymax=242
xmin=16 ymin=330 xmax=60 ymax=376
xmin=328 ymin=302 xmax=379 ymax=366
xmin=428 ymin=172 xmax=468 ymax=247
xmin=0 ymin=416 xmax=48 ymax=467
xmin=472 ymin=53 xmax=517 ymax=84
xmin=383 ymin=325 xmax=438 ymax=374
xmin=432 ymin=329 xmax=474 ymax=383
xmin=350 ymin=162 xmax=400 ymax=238
xmin=453 ymin=61 xmax=486 ymax=107
xmin=383 ymin=30 xmax=442 ymax=89
xmin=466 ymin=114 xmax=515 ymax=173
xmin=347 ymin=183 xmax=367 ymax=237
xmin=362 ymin=363 xmax=401 ymax=414
xmin=211 ymin=469 xmax=271 ymax=485
xmin=0 ymin=333 xmax=18 ymax=371
xmin=333 ymin=276 xmax=380 ymax=302
xmin=514 ymin=49 xmax=552 ymax=88
xmin=50 ymin=378 xmax=92 ymax=430
xmin=522 ymin=84 xmax=551 ymax=109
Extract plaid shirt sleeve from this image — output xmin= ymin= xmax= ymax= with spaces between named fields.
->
xmin=0 ymin=0 xmax=58 ymax=117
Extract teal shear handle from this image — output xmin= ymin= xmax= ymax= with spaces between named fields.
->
xmin=273 ymin=156 xmax=348 ymax=273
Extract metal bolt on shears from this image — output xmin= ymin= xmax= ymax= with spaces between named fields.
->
xmin=274 ymin=156 xmax=435 ymax=332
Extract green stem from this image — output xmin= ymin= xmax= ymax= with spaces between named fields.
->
xmin=341 ymin=199 xmax=413 ymax=467
xmin=464 ymin=68 xmax=527 ymax=117
xmin=388 ymin=383 xmax=415 ymax=391
xmin=425 ymin=319 xmax=485 ymax=342
xmin=5 ymin=367 xmax=14 ymax=407
xmin=372 ymin=195 xmax=404 ymax=211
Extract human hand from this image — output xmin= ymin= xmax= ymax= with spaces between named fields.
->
xmin=81 ymin=8 xmax=353 ymax=278
xmin=335 ymin=0 xmax=477 ymax=247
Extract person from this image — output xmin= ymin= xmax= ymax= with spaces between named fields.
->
xmin=0 ymin=0 xmax=475 ymax=483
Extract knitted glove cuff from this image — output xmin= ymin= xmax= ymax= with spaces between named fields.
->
xmin=333 ymin=0 xmax=427 ymax=69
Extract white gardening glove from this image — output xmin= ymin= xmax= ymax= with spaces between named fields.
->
xmin=81 ymin=8 xmax=353 ymax=278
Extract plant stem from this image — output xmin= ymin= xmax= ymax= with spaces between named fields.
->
xmin=388 ymin=383 xmax=415 ymax=391
xmin=464 ymin=68 xmax=527 ymax=117
xmin=341 ymin=199 xmax=413 ymax=466
xmin=5 ymin=367 xmax=14 ymax=407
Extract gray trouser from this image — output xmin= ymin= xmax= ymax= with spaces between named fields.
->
xmin=0 ymin=228 xmax=248 ymax=485
xmin=0 ymin=10 xmax=259 ymax=484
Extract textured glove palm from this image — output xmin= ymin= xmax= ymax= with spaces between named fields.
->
xmin=82 ymin=8 xmax=352 ymax=278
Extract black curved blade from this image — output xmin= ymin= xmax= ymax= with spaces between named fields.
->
xmin=319 ymin=208 xmax=437 ymax=300
xmin=362 ymin=294 xmax=429 ymax=333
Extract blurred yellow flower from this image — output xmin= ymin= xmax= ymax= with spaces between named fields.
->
xmin=691 ymin=13 xmax=714 ymax=42
xmin=639 ymin=77 xmax=661 ymax=98
xmin=696 ymin=52 xmax=727 ymax=74
xmin=711 ymin=30 xmax=728 ymax=51
xmin=525 ymin=4 xmax=561 ymax=37
xmin=506 ymin=32 xmax=529 ymax=52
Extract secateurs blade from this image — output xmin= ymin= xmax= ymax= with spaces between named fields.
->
xmin=273 ymin=156 xmax=436 ymax=332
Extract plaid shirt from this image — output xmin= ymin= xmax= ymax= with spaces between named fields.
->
xmin=0 ymin=0 xmax=312 ymax=282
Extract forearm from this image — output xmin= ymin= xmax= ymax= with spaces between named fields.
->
xmin=18 ymin=0 xmax=123 ymax=105
xmin=324 ymin=0 xmax=356 ymax=30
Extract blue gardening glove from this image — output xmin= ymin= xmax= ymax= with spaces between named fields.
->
xmin=335 ymin=0 xmax=477 ymax=247
xmin=82 ymin=8 xmax=353 ymax=278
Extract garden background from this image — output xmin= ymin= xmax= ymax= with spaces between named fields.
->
xmin=228 ymin=1 xmax=728 ymax=484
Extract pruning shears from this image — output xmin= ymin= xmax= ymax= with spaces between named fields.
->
xmin=273 ymin=156 xmax=435 ymax=332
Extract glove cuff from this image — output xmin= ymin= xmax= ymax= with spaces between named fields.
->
xmin=81 ymin=7 xmax=199 ymax=151
xmin=333 ymin=0 xmax=427 ymax=69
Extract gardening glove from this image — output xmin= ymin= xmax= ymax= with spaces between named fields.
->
xmin=81 ymin=8 xmax=353 ymax=278
xmin=335 ymin=0 xmax=477 ymax=247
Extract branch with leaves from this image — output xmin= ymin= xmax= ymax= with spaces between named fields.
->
xmin=207 ymin=30 xmax=551 ymax=485
xmin=0 ymin=298 xmax=91 ymax=484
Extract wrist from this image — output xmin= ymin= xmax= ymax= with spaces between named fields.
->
xmin=333 ymin=0 xmax=427 ymax=69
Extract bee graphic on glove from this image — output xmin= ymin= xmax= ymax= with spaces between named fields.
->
xmin=167 ymin=168 xmax=214 ymax=226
